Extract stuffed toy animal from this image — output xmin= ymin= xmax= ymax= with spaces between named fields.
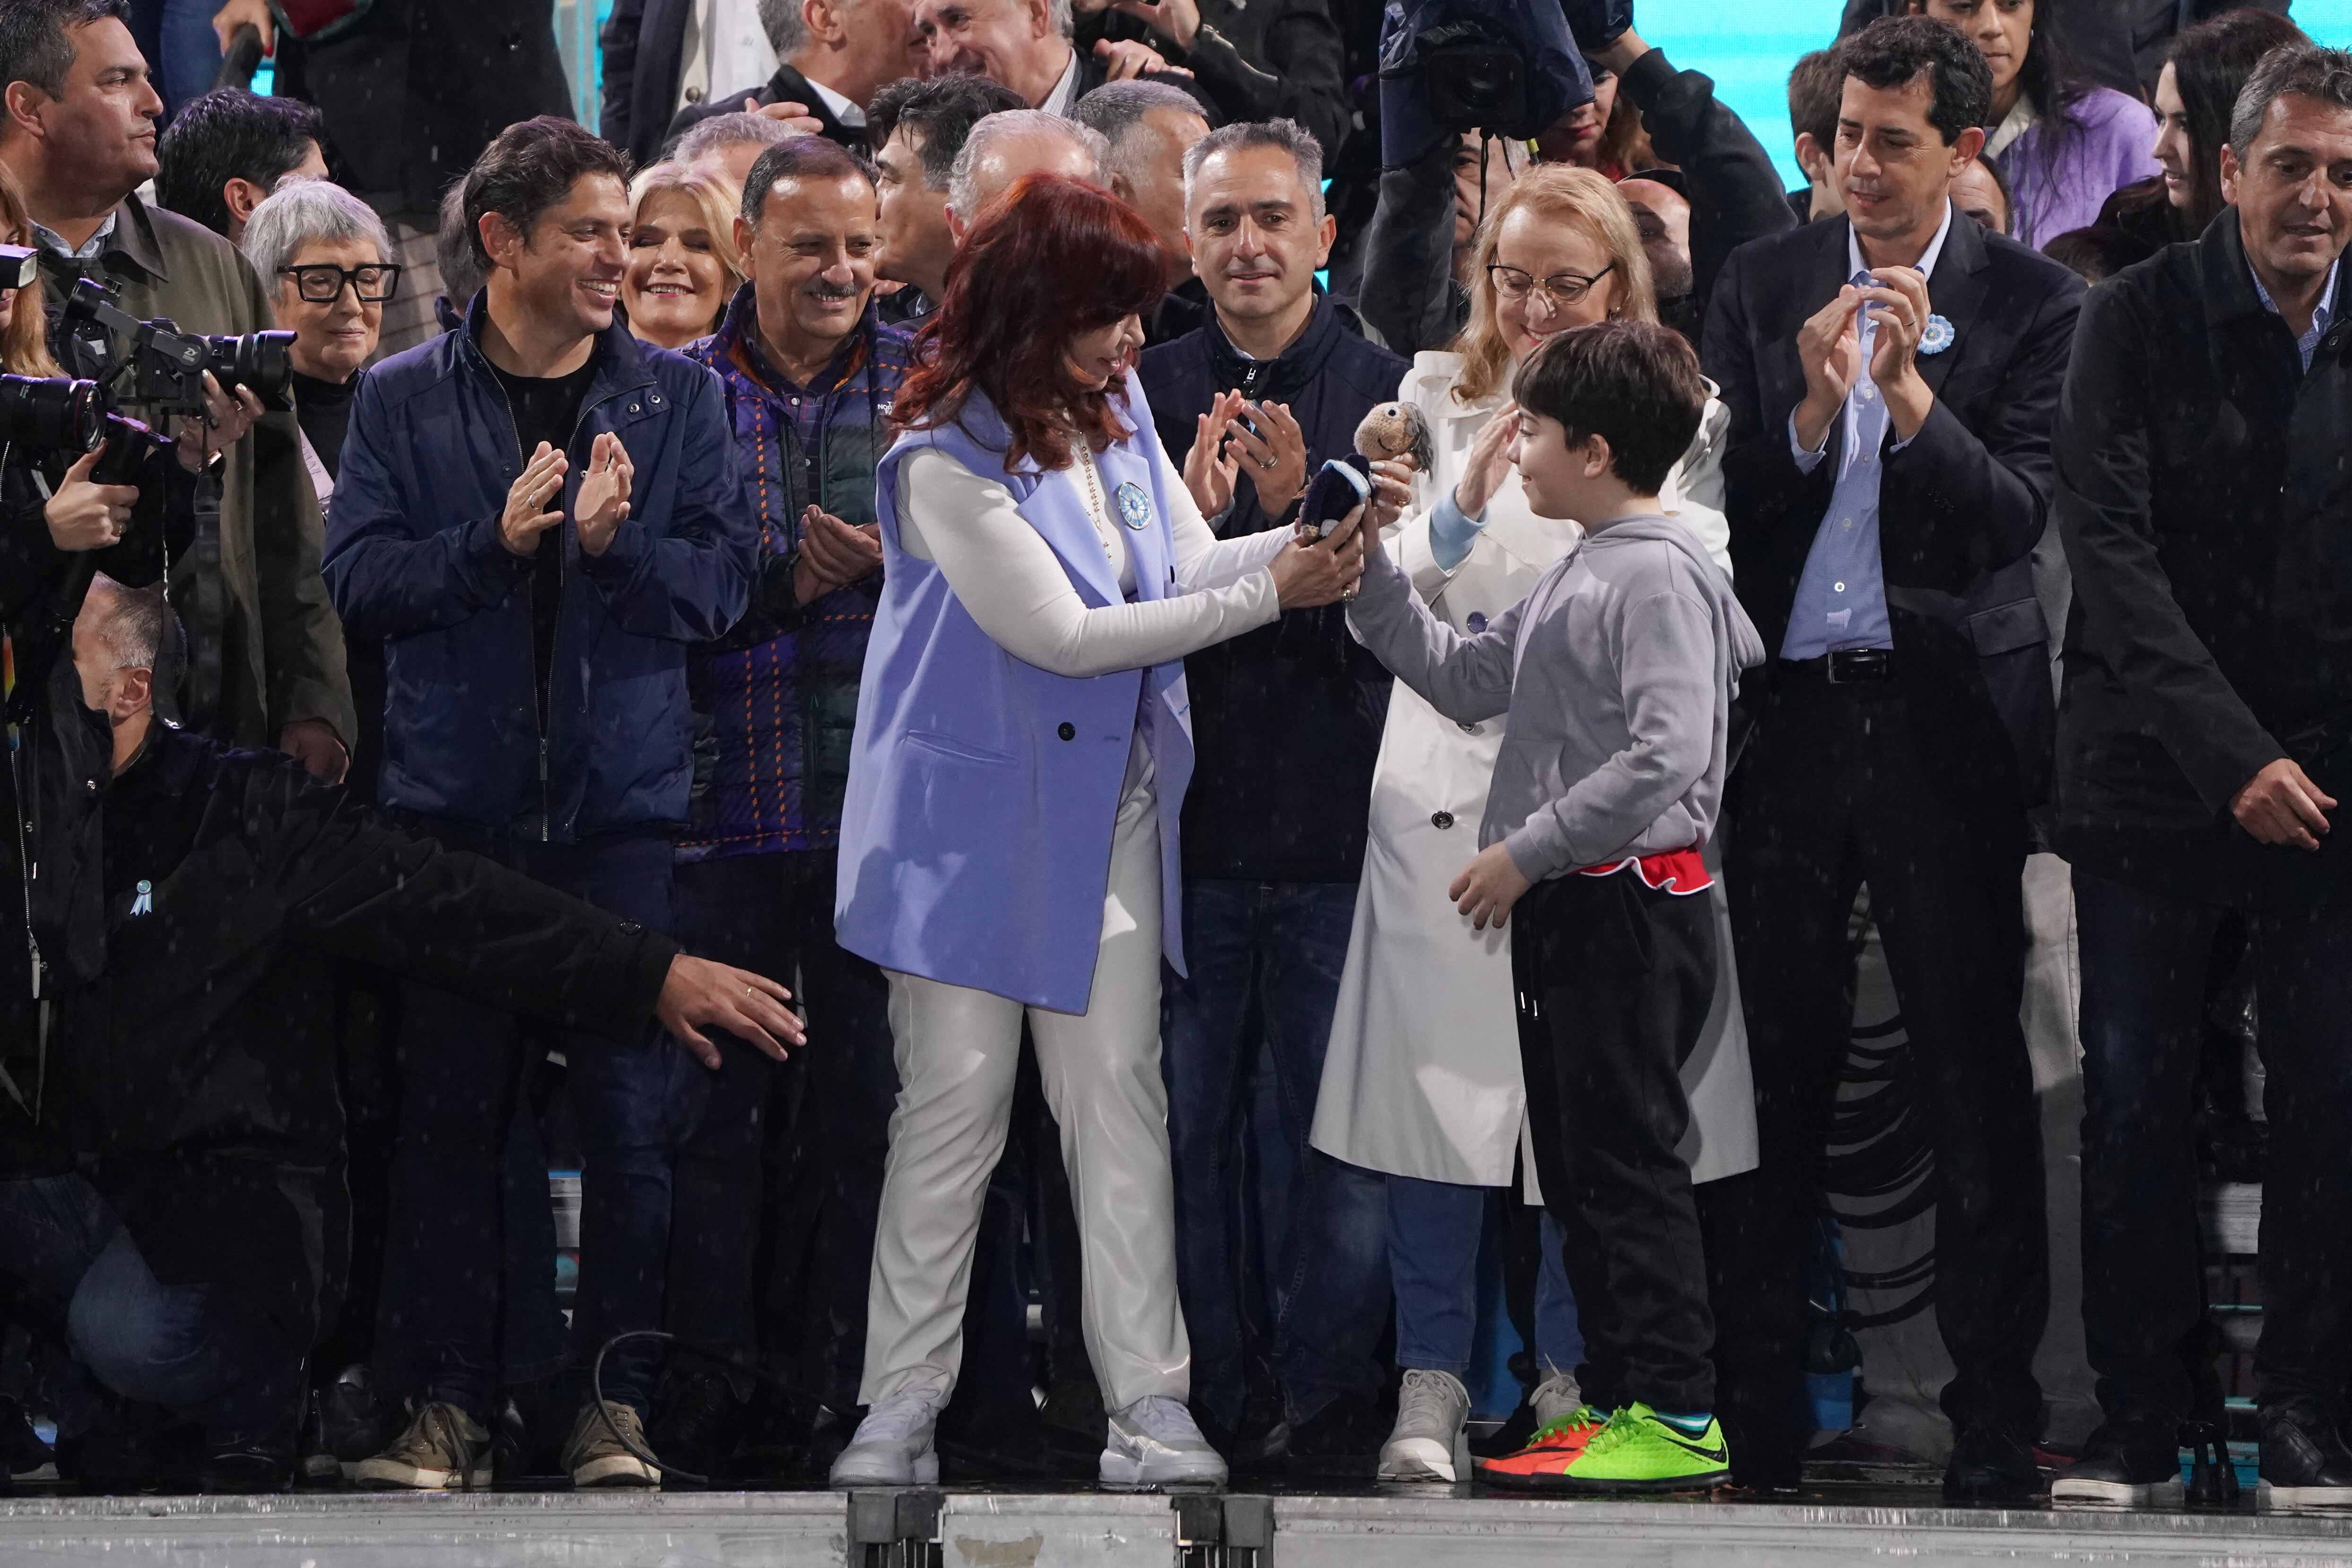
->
xmin=1297 ymin=400 xmax=1436 ymax=538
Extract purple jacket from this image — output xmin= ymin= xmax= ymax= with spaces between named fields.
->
xmin=833 ymin=378 xmax=1197 ymax=1011
xmin=1997 ymin=86 xmax=2158 ymax=249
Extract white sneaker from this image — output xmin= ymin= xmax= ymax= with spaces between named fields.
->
xmin=1378 ymin=1369 xmax=1471 ymax=1482
xmin=829 ymin=1372 xmax=950 ymax=1487
xmin=1101 ymin=1396 xmax=1228 ymax=1489
xmin=1531 ymin=1371 xmax=1583 ymax=1431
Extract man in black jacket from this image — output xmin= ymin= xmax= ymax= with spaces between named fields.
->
xmin=1138 ymin=118 xmax=1407 ymax=1473
xmin=2048 ymin=44 xmax=2352 ymax=1509
xmin=1698 ymin=17 xmax=2082 ymax=1501
xmin=0 ymin=575 xmax=800 ymax=1493
xmin=619 ymin=0 xmax=920 ymax=168
xmin=1084 ymin=0 xmax=1349 ymax=164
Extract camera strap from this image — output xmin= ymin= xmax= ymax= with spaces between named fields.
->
xmin=174 ymin=470 xmax=225 ymax=734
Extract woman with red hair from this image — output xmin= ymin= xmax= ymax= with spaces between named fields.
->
xmin=830 ymin=174 xmax=1371 ymax=1490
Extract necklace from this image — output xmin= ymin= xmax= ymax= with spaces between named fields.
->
xmin=1074 ymin=444 xmax=1118 ymax=565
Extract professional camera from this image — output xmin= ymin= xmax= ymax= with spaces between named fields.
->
xmin=60 ymin=277 xmax=295 ymax=415
xmin=0 ymin=373 xmax=102 ymax=456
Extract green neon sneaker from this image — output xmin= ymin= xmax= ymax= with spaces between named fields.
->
xmin=1559 ymin=1404 xmax=1731 ymax=1493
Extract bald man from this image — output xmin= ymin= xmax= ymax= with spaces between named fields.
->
xmin=942 ymin=107 xmax=1107 ymax=238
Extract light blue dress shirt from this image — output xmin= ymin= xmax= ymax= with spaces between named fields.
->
xmin=31 ymin=212 xmax=115 ymax=263
xmin=2249 ymin=253 xmax=2339 ymax=372
xmin=1779 ymin=202 xmax=1956 ymax=660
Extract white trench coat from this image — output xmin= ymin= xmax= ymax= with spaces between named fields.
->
xmin=1311 ymin=351 xmax=1761 ymax=1193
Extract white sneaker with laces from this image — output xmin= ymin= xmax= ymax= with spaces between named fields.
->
xmin=1102 ymin=1395 xmax=1228 ymax=1489
xmin=829 ymin=1371 xmax=951 ymax=1487
xmin=1531 ymin=1371 xmax=1583 ymax=1432
xmin=1378 ymin=1369 xmax=1471 ymax=1482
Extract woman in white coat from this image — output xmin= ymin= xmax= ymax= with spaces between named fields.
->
xmin=1309 ymin=166 xmax=1760 ymax=1484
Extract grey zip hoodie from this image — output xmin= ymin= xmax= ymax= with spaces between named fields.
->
xmin=1349 ymin=512 xmax=1767 ymax=880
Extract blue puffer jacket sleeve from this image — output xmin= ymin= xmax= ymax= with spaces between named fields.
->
xmin=574 ymin=361 xmax=754 ymax=643
xmin=322 ymin=366 xmax=531 ymax=642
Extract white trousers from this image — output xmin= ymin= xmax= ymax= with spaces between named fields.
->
xmin=861 ymin=772 xmax=1190 ymax=1411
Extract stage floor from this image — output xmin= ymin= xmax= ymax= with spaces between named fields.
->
xmin=4 ymin=1480 xmax=2351 ymax=1567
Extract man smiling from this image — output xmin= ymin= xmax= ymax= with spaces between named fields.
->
xmin=323 ymin=115 xmax=756 ymax=1493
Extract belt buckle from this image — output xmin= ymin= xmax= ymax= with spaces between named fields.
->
xmin=1826 ymin=649 xmax=1887 ymax=685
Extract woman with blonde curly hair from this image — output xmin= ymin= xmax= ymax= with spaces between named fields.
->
xmin=1311 ymin=163 xmax=1758 ymax=1486
xmin=622 ymin=163 xmax=746 ymax=350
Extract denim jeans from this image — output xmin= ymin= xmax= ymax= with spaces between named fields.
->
xmin=390 ymin=828 xmax=684 ymax=1417
xmin=0 ymin=1174 xmax=299 ymax=1444
xmin=127 ymin=0 xmax=223 ymax=122
xmin=668 ymin=848 xmax=895 ymax=1408
xmin=1388 ymin=1176 xmax=1582 ymax=1379
xmin=1162 ymin=878 xmax=1390 ymax=1424
xmin=2075 ymin=869 xmax=2352 ymax=1419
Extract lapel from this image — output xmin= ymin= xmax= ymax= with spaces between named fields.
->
xmin=1917 ymin=202 xmax=1990 ymax=403
xmin=1096 ymin=434 xmax=1172 ymax=603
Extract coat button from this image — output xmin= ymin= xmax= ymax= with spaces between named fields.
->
xmin=618 ymin=919 xmax=644 ymax=935
xmin=1057 ymin=722 xmax=1076 ymax=740
xmin=1432 ymin=810 xmax=1455 ymax=829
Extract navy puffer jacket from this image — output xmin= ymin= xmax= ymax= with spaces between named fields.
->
xmin=323 ymin=299 xmax=756 ymax=841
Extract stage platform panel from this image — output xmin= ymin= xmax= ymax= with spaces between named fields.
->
xmin=3 ymin=1483 xmax=2351 ymax=1568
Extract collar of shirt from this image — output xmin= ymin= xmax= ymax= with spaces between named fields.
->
xmin=806 ymin=73 xmax=865 ymax=128
xmin=2248 ymin=252 xmax=2340 ymax=371
xmin=1041 ymin=45 xmax=1081 ymax=118
xmin=33 ymin=210 xmax=117 ymax=264
xmin=1846 ymin=197 xmax=1956 ymax=293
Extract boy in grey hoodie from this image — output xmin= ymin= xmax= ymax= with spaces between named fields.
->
xmin=1345 ymin=320 xmax=1764 ymax=1493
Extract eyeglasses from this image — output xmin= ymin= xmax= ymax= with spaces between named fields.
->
xmin=1486 ymin=261 xmax=1616 ymax=309
xmin=280 ymin=262 xmax=403 ymax=304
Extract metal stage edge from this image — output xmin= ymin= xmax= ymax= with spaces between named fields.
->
xmin=6 ymin=1484 xmax=2352 ymax=1568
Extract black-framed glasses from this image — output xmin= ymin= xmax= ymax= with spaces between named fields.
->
xmin=1486 ymin=260 xmax=1616 ymax=309
xmin=280 ymin=262 xmax=403 ymax=304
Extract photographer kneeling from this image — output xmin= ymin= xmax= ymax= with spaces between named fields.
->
xmin=0 ymin=575 xmax=805 ymax=1495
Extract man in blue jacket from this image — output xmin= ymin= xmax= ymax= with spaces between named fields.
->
xmin=322 ymin=117 xmax=757 ymax=1492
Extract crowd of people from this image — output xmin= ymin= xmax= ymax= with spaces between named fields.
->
xmin=1 ymin=0 xmax=2349 ymax=1516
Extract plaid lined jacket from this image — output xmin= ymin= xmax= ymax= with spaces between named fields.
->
xmin=680 ymin=286 xmax=915 ymax=860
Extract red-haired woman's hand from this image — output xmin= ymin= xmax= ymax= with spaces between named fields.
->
xmin=1270 ymin=503 xmax=1366 ymax=609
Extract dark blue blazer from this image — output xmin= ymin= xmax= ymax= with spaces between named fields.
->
xmin=1702 ymin=204 xmax=2085 ymax=810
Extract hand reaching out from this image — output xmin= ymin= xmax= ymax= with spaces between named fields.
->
xmin=1271 ymin=501 xmax=1367 ymax=608
xmin=1449 ymin=842 xmax=1532 ymax=931
xmin=656 ymin=955 xmax=807 ymax=1067
xmin=741 ymin=96 xmax=825 ymax=135
xmin=1093 ymin=36 xmax=1189 ymax=78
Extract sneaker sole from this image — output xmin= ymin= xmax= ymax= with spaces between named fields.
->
xmin=1379 ymin=1435 xmax=1470 ymax=1483
xmin=351 ymin=1461 xmax=490 ymax=1490
xmin=2259 ymin=1481 xmax=2352 ymax=1508
xmin=572 ymin=1455 xmax=661 ymax=1488
xmin=1476 ymin=1460 xmax=1585 ymax=1491
xmin=829 ymin=1450 xmax=941 ymax=1487
xmin=1099 ymin=1451 xmax=1229 ymax=1490
xmin=2052 ymin=1476 xmax=2185 ymax=1507
xmin=1558 ymin=1467 xmax=1730 ymax=1494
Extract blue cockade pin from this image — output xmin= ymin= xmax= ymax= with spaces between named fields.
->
xmin=130 ymin=879 xmax=152 ymax=917
xmin=1115 ymin=480 xmax=1152 ymax=531
xmin=1918 ymin=314 xmax=1956 ymax=356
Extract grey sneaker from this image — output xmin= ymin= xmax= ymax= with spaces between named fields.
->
xmin=564 ymin=1401 xmax=660 ymax=1488
xmin=830 ymin=1372 xmax=950 ymax=1487
xmin=1531 ymin=1371 xmax=1583 ymax=1432
xmin=352 ymin=1402 xmax=490 ymax=1490
xmin=1102 ymin=1395 xmax=1228 ymax=1489
xmin=1378 ymin=1369 xmax=1471 ymax=1482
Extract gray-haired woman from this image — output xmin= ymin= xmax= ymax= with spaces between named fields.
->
xmin=241 ymin=180 xmax=401 ymax=514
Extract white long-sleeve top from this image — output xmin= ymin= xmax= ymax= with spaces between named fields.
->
xmin=895 ymin=441 xmax=1291 ymax=679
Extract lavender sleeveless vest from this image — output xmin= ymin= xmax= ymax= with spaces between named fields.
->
xmin=834 ymin=376 xmax=1196 ymax=1012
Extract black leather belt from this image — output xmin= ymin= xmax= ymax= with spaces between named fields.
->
xmin=1777 ymin=648 xmax=1895 ymax=684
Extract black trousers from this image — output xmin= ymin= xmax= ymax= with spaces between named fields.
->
xmin=1513 ymin=869 xmax=1717 ymax=1414
xmin=1715 ymin=678 xmax=2047 ymax=1440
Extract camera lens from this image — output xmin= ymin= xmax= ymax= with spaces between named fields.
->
xmin=204 ymin=330 xmax=296 ymax=406
xmin=0 ymin=373 xmax=102 ymax=454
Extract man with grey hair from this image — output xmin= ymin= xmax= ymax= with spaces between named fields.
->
xmin=677 ymin=111 xmax=805 ymax=206
xmin=943 ymin=106 xmax=1108 ymax=234
xmin=1138 ymin=115 xmax=1410 ymax=1476
xmin=2050 ymin=39 xmax=2352 ymax=1510
xmin=913 ymin=0 xmax=1195 ymax=118
xmin=1074 ymin=78 xmax=1208 ymax=338
xmin=649 ymin=0 xmax=916 ymax=164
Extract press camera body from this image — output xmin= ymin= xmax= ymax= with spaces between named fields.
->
xmin=61 ymin=276 xmax=295 ymax=418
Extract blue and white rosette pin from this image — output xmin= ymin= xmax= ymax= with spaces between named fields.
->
xmin=1917 ymin=313 xmax=1956 ymax=356
xmin=1115 ymin=480 xmax=1152 ymax=531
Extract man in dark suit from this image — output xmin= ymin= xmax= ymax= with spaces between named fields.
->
xmin=2049 ymin=43 xmax=2352 ymax=1509
xmin=1699 ymin=14 xmax=2083 ymax=1502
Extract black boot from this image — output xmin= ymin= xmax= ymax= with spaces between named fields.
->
xmin=2183 ymin=1417 xmax=2240 ymax=1507
xmin=1718 ymin=1403 xmax=1802 ymax=1493
xmin=2050 ymin=1420 xmax=2183 ymax=1507
xmin=312 ymin=1363 xmax=392 ymax=1483
xmin=2259 ymin=1400 xmax=2352 ymax=1507
xmin=648 ymin=1365 xmax=746 ymax=1488
xmin=199 ymin=1432 xmax=296 ymax=1494
xmin=57 ymin=1400 xmax=197 ymax=1495
xmin=1943 ymin=1419 xmax=2039 ymax=1505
